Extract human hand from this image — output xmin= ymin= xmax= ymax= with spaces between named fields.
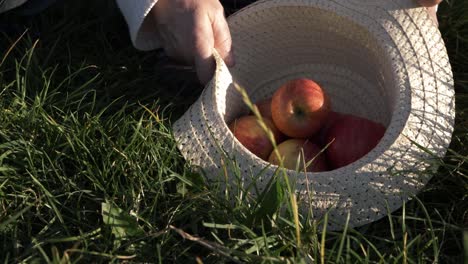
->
xmin=152 ymin=0 xmax=234 ymax=84
xmin=417 ymin=0 xmax=442 ymax=25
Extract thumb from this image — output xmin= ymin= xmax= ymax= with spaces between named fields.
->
xmin=212 ymin=13 xmax=235 ymax=67
xmin=193 ymin=14 xmax=216 ymax=85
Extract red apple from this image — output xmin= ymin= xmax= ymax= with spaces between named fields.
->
xmin=253 ymin=98 xmax=273 ymax=120
xmin=268 ymin=139 xmax=328 ymax=172
xmin=317 ymin=111 xmax=345 ymax=146
xmin=229 ymin=115 xmax=285 ymax=161
xmin=271 ymin=78 xmax=330 ymax=138
xmin=324 ymin=114 xmax=386 ymax=169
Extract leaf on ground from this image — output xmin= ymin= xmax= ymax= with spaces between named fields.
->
xmin=176 ymin=171 xmax=206 ymax=196
xmin=101 ymin=202 xmax=144 ymax=240
xmin=249 ymin=179 xmax=285 ymax=227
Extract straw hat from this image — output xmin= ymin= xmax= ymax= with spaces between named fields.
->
xmin=172 ymin=0 xmax=455 ymax=230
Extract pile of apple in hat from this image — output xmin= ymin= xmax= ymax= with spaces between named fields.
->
xmin=229 ymin=78 xmax=387 ymax=172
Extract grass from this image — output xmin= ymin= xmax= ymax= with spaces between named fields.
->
xmin=0 ymin=0 xmax=467 ymax=263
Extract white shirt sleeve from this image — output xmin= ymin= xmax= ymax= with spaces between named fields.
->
xmin=116 ymin=0 xmax=162 ymax=51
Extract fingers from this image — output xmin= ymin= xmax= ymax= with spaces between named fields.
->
xmin=426 ymin=6 xmax=439 ymax=26
xmin=417 ymin=0 xmax=442 ymax=7
xmin=152 ymin=0 xmax=235 ymax=84
xmin=192 ymin=12 xmax=216 ymax=84
xmin=192 ymin=5 xmax=234 ymax=84
xmin=158 ymin=25 xmax=179 ymax=60
xmin=416 ymin=0 xmax=440 ymax=25
xmin=212 ymin=10 xmax=235 ymax=67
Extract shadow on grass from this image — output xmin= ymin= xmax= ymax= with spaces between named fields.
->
xmin=0 ymin=0 xmax=205 ymax=123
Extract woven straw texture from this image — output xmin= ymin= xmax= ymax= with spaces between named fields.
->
xmin=172 ymin=0 xmax=455 ymax=230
